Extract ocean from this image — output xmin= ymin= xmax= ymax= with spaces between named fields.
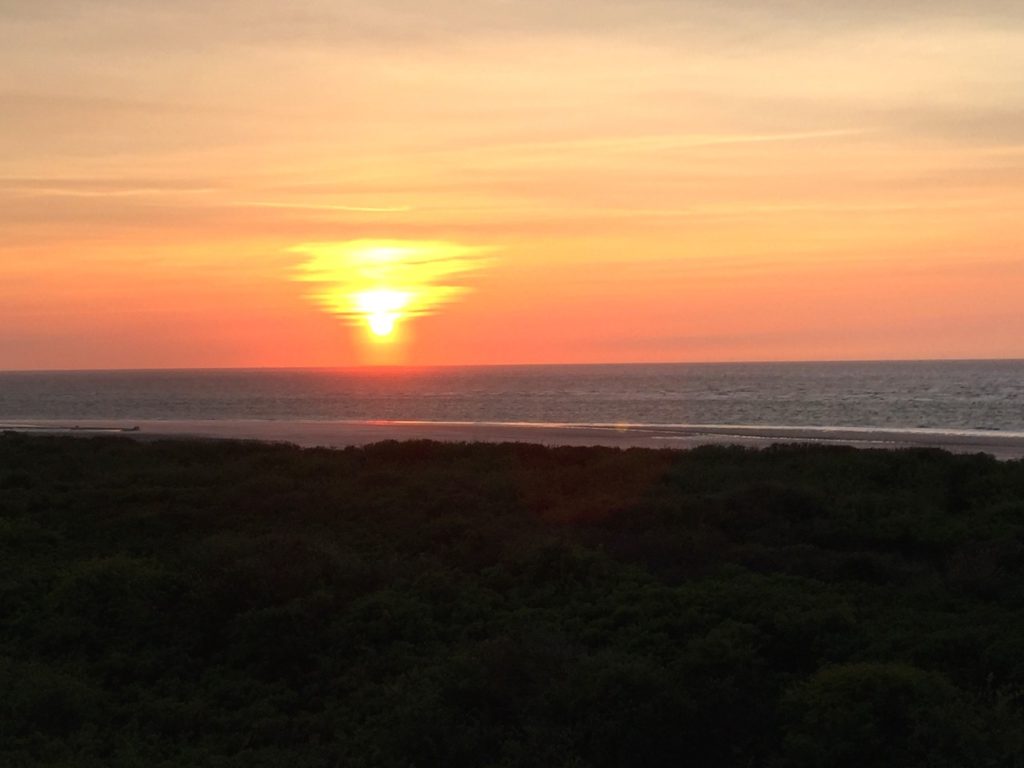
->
xmin=1 ymin=360 xmax=1022 ymax=434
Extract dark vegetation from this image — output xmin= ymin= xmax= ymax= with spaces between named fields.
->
xmin=3 ymin=433 xmax=1024 ymax=767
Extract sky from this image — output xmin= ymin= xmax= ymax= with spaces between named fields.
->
xmin=2 ymin=0 xmax=1023 ymax=369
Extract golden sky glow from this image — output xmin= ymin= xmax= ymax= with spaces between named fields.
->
xmin=1 ymin=1 xmax=1023 ymax=368
xmin=293 ymin=239 xmax=491 ymax=345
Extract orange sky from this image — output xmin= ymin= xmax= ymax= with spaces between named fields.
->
xmin=2 ymin=1 xmax=1023 ymax=369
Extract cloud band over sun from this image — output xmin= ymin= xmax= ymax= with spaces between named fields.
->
xmin=292 ymin=239 xmax=492 ymax=340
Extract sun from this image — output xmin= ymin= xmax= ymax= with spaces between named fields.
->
xmin=355 ymin=289 xmax=410 ymax=340
xmin=367 ymin=312 xmax=397 ymax=337
xmin=292 ymin=239 xmax=492 ymax=346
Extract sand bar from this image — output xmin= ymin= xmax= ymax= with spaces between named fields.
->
xmin=3 ymin=419 xmax=1024 ymax=459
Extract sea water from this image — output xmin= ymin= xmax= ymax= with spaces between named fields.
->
xmin=1 ymin=360 xmax=1022 ymax=433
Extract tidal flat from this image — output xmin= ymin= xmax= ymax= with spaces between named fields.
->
xmin=3 ymin=433 xmax=1024 ymax=767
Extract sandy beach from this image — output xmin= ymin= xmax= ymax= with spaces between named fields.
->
xmin=4 ymin=418 xmax=1024 ymax=459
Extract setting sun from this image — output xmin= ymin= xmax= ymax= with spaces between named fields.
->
xmin=356 ymin=289 xmax=410 ymax=338
xmin=368 ymin=316 xmax=395 ymax=337
xmin=292 ymin=239 xmax=491 ymax=347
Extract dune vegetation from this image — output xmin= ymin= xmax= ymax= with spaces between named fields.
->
xmin=3 ymin=433 xmax=1024 ymax=767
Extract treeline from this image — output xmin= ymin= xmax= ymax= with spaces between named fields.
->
xmin=2 ymin=433 xmax=1024 ymax=767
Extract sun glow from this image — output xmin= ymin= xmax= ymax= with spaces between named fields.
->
xmin=356 ymin=289 xmax=410 ymax=337
xmin=292 ymin=240 xmax=491 ymax=343
xmin=368 ymin=315 xmax=396 ymax=337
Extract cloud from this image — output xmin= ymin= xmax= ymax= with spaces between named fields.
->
xmin=235 ymin=201 xmax=413 ymax=213
xmin=879 ymin=106 xmax=1024 ymax=146
xmin=0 ymin=176 xmax=217 ymax=197
xmin=7 ymin=0 xmax=1023 ymax=51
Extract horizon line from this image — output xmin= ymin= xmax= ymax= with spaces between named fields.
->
xmin=2 ymin=356 xmax=1023 ymax=375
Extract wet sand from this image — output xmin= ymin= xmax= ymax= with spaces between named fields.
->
xmin=3 ymin=418 xmax=1024 ymax=459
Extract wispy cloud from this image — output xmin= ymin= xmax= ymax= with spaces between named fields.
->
xmin=414 ymin=129 xmax=867 ymax=166
xmin=0 ymin=177 xmax=216 ymax=196
xmin=522 ymin=129 xmax=866 ymax=154
xmin=235 ymin=201 xmax=413 ymax=213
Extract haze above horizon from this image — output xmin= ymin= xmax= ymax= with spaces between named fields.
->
xmin=4 ymin=357 xmax=1024 ymax=376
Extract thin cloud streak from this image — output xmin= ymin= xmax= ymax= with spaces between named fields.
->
xmin=236 ymin=201 xmax=413 ymax=213
xmin=507 ymin=129 xmax=867 ymax=154
xmin=15 ymin=187 xmax=215 ymax=198
xmin=399 ymin=129 xmax=869 ymax=165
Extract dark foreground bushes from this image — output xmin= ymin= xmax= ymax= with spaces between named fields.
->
xmin=2 ymin=433 xmax=1024 ymax=766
